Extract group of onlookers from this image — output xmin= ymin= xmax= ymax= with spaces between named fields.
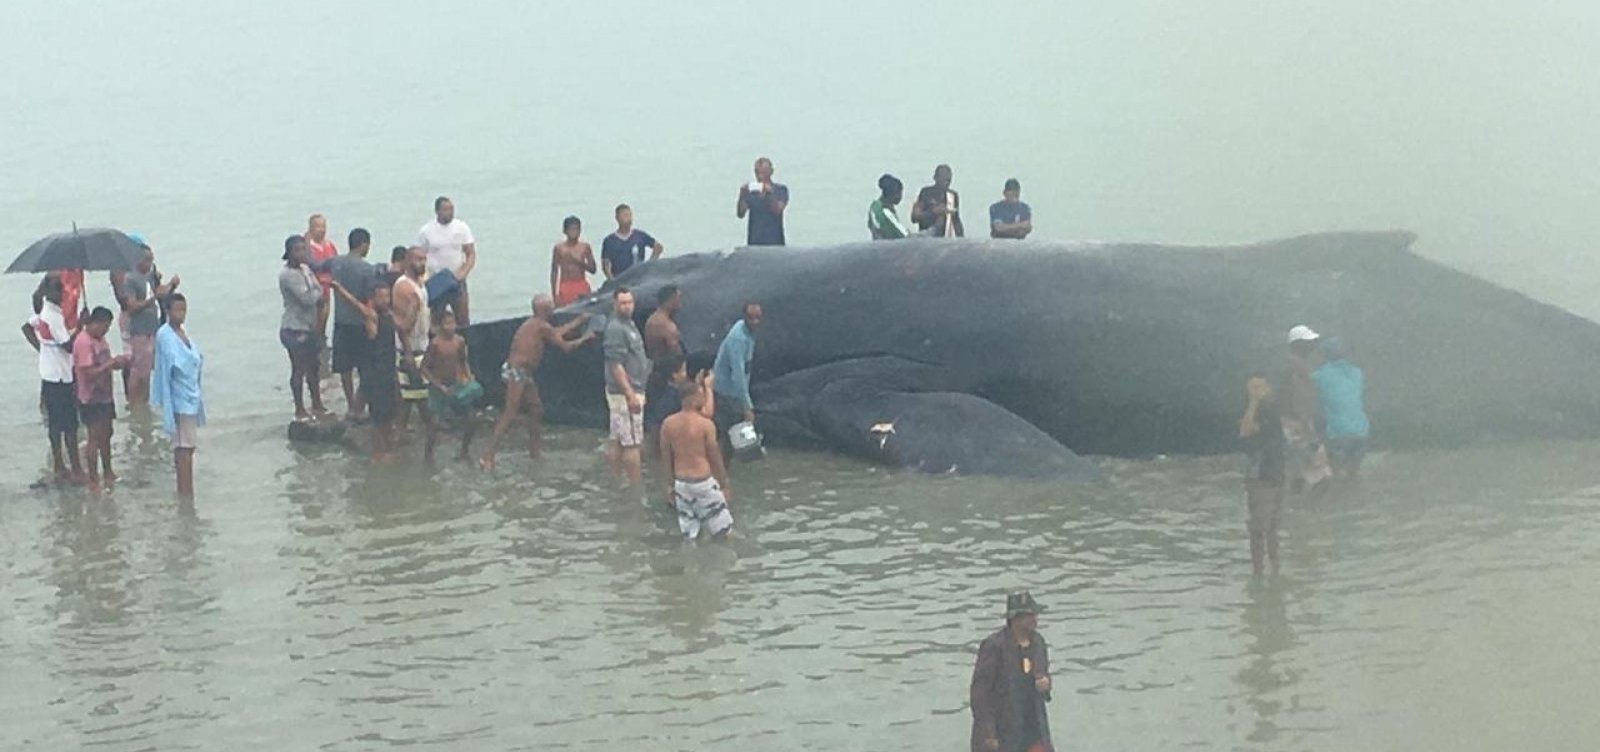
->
xmin=21 ymin=237 xmax=202 ymax=499
xmin=868 ymin=166 xmax=1034 ymax=242
xmin=1239 ymin=325 xmax=1371 ymax=576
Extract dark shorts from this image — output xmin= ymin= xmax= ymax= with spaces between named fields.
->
xmin=79 ymin=401 xmax=116 ymax=426
xmin=1326 ymin=437 xmax=1367 ymax=472
xmin=364 ymin=383 xmax=397 ymax=426
xmin=41 ymin=381 xmax=79 ymax=435
xmin=331 ymin=324 xmax=369 ymax=374
xmin=280 ymin=328 xmax=320 ymax=356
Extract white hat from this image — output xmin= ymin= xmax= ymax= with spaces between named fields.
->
xmin=1287 ymin=325 xmax=1320 ymax=344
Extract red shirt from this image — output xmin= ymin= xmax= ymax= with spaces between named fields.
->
xmin=59 ymin=269 xmax=83 ymax=330
xmin=308 ymin=238 xmax=338 ymax=291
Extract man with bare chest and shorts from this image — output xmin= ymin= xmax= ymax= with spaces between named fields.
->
xmin=550 ymin=216 xmax=597 ymax=307
xmin=644 ymin=285 xmax=684 ymax=361
xmin=660 ymin=381 xmax=733 ymax=541
xmin=479 ymin=294 xmax=594 ymax=470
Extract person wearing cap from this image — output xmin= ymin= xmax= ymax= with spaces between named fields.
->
xmin=280 ymin=235 xmax=330 ymax=422
xmin=970 ymin=591 xmax=1053 ymax=752
xmin=867 ymin=174 xmax=910 ymax=240
xmin=551 ymin=216 xmax=597 ymax=307
xmin=989 ymin=179 xmax=1033 ymax=240
xmin=1313 ymin=337 xmax=1370 ymax=481
xmin=1283 ymin=325 xmax=1332 ymax=492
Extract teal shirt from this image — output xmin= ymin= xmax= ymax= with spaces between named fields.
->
xmin=1313 ymin=359 xmax=1369 ymax=439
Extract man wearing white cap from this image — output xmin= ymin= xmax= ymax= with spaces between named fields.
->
xmin=1283 ymin=325 xmax=1332 ymax=492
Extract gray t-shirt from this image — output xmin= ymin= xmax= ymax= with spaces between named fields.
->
xmin=279 ymin=265 xmax=321 ymax=332
xmin=603 ymin=316 xmax=650 ymax=394
xmin=122 ymin=271 xmax=161 ymax=336
xmin=326 ymin=254 xmax=382 ymax=327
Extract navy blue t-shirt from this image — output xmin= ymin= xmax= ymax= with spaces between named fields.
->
xmin=745 ymin=183 xmax=789 ymax=246
xmin=601 ymin=230 xmax=658 ymax=277
xmin=989 ymin=200 xmax=1032 ymax=227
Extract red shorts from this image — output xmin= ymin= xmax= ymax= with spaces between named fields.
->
xmin=555 ymin=278 xmax=591 ymax=307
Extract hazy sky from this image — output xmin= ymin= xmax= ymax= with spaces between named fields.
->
xmin=2 ymin=0 xmax=1596 ymax=314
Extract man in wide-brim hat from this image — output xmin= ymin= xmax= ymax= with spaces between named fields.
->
xmin=970 ymin=591 xmax=1054 ymax=752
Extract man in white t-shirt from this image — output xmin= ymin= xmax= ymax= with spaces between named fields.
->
xmin=20 ymin=275 xmax=85 ymax=482
xmin=416 ymin=195 xmax=478 ymax=326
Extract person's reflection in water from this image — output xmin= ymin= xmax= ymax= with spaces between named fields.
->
xmin=1237 ymin=579 xmax=1299 ymax=746
xmin=46 ymin=496 xmax=135 ymax=629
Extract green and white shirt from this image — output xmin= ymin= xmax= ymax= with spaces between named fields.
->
xmin=867 ymin=199 xmax=910 ymax=240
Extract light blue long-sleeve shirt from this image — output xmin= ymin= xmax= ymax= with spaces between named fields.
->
xmin=712 ymin=320 xmax=755 ymax=409
xmin=151 ymin=323 xmax=206 ymax=436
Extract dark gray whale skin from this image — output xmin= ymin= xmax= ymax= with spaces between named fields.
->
xmin=463 ymin=231 xmax=1600 ymax=477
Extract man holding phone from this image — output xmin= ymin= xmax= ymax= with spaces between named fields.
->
xmin=736 ymin=157 xmax=789 ymax=246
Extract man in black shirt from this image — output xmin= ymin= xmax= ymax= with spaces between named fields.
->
xmin=1239 ymin=373 xmax=1287 ymax=576
xmin=912 ymin=164 xmax=964 ymax=238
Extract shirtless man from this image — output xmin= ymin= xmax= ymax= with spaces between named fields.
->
xmin=660 ymin=381 xmax=733 ymax=541
xmin=479 ymin=295 xmax=595 ymax=470
xmin=421 ymin=311 xmax=480 ymax=463
xmin=550 ymin=216 xmax=597 ymax=307
xmin=644 ymin=285 xmax=684 ymax=361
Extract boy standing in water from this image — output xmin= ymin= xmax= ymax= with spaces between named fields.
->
xmin=660 ymin=381 xmax=733 ymax=541
xmin=421 ymin=311 xmax=481 ymax=462
xmin=74 ymin=307 xmax=129 ymax=487
xmin=1240 ymin=373 xmax=1286 ymax=576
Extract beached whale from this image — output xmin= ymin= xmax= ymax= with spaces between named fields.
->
xmin=463 ymin=231 xmax=1600 ymax=478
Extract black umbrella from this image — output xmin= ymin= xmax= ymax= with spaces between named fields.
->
xmin=6 ymin=227 xmax=146 ymax=274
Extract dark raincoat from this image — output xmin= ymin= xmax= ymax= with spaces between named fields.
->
xmin=970 ymin=627 xmax=1053 ymax=752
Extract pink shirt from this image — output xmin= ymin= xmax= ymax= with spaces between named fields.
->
xmin=72 ymin=334 xmax=115 ymax=405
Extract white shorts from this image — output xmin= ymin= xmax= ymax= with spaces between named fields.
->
xmin=673 ymin=477 xmax=732 ymax=540
xmin=606 ymin=392 xmax=645 ymax=448
xmin=172 ymin=413 xmax=200 ymax=450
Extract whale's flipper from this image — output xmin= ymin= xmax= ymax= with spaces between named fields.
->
xmin=755 ymin=357 xmax=1100 ymax=480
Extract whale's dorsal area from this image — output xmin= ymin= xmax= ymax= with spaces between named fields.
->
xmin=464 ymin=231 xmax=1600 ymax=478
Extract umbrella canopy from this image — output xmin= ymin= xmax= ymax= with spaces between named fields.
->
xmin=7 ymin=228 xmax=147 ymax=274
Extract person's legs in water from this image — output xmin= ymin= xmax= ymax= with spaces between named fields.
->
xmin=285 ymin=332 xmax=311 ymax=420
xmin=480 ymin=373 xmax=524 ymax=471
xmin=419 ymin=402 xmax=438 ymax=463
xmin=303 ymin=344 xmax=328 ymax=417
xmin=453 ymin=285 xmax=470 ymax=328
xmin=524 ymin=385 xmax=544 ymax=460
xmin=1247 ymin=481 xmax=1284 ymax=576
xmin=173 ymin=414 xmax=197 ymax=501
xmin=99 ymin=412 xmax=116 ymax=481
xmin=176 ymin=448 xmax=194 ymax=500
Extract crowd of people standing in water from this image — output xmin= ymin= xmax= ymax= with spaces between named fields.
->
xmin=14 ymin=156 xmax=1382 ymax=752
xmin=16 ymin=156 xmax=1371 ymax=562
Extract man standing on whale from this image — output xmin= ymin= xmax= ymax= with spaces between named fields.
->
xmin=736 ymin=157 xmax=789 ymax=246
